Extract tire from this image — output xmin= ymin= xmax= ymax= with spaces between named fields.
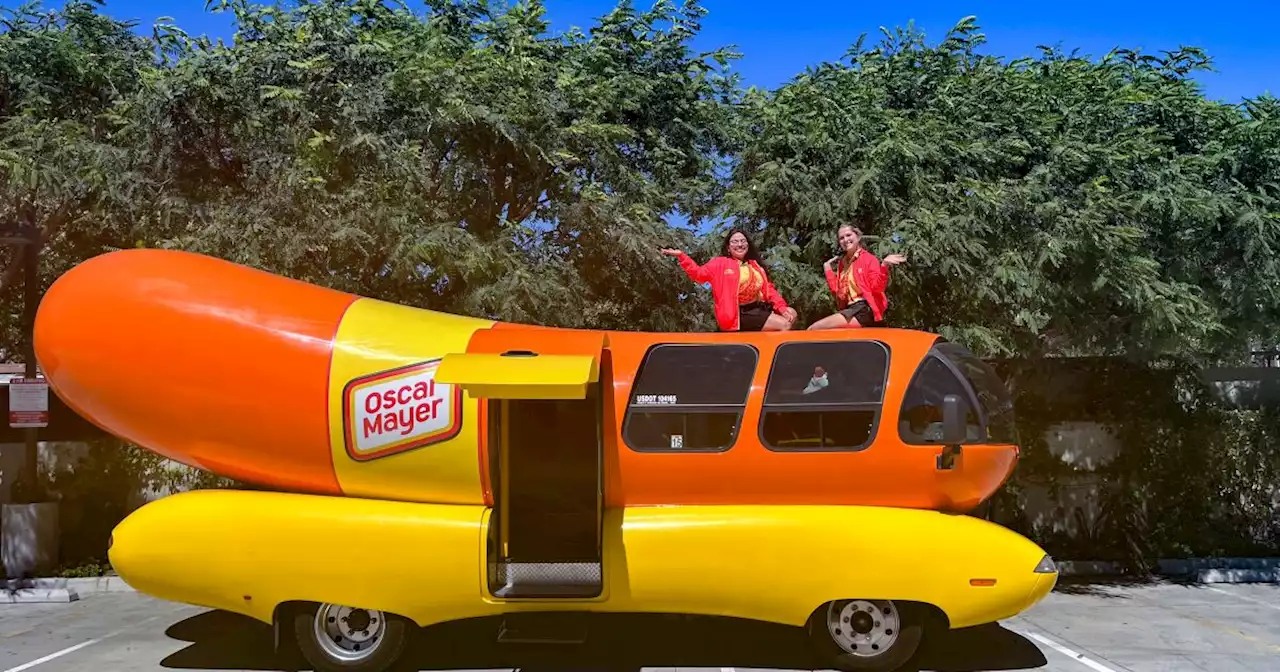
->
xmin=807 ymin=599 xmax=925 ymax=672
xmin=291 ymin=602 xmax=409 ymax=672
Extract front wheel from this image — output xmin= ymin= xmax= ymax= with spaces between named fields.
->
xmin=807 ymin=599 xmax=924 ymax=672
xmin=292 ymin=602 xmax=409 ymax=672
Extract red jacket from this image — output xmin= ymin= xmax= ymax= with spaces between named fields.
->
xmin=676 ymin=253 xmax=789 ymax=331
xmin=825 ymin=248 xmax=890 ymax=322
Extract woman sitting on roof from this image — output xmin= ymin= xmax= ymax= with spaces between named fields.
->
xmin=808 ymin=225 xmax=906 ymax=330
xmin=661 ymin=228 xmax=797 ymax=332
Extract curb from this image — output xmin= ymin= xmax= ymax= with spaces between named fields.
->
xmin=2 ymin=576 xmax=135 ymax=603
xmin=3 ymin=585 xmax=79 ymax=604
xmin=1058 ymin=558 xmax=1280 ymax=583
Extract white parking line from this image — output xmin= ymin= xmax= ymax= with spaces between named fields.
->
xmin=1 ymin=614 xmax=162 ymax=672
xmin=0 ymin=638 xmax=103 ymax=672
xmin=1207 ymin=586 xmax=1280 ymax=612
xmin=1019 ymin=630 xmax=1122 ymax=672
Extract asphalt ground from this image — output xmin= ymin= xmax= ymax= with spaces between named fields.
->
xmin=2 ymin=579 xmax=1279 ymax=672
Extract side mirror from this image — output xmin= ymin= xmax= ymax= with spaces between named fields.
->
xmin=937 ymin=394 xmax=965 ymax=471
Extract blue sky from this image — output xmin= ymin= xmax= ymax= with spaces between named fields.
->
xmin=65 ymin=0 xmax=1278 ymax=103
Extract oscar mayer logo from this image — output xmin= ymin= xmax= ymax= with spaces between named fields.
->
xmin=342 ymin=359 xmax=463 ymax=461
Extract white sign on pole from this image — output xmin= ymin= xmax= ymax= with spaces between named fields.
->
xmin=9 ymin=377 xmax=49 ymax=428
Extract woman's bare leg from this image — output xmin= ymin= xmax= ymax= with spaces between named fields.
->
xmin=762 ymin=313 xmax=793 ymax=331
xmin=807 ymin=313 xmax=856 ymax=330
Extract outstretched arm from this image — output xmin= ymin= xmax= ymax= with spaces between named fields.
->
xmin=862 ymin=253 xmax=906 ymax=293
xmin=661 ymin=248 xmax=715 ymax=284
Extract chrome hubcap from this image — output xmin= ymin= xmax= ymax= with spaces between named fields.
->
xmin=826 ymin=599 xmax=901 ymax=657
xmin=313 ymin=603 xmax=386 ymax=662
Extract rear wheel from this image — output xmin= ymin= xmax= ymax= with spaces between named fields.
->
xmin=291 ymin=602 xmax=409 ymax=672
xmin=807 ymin=599 xmax=924 ymax=672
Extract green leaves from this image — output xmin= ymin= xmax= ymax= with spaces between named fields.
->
xmin=727 ymin=17 xmax=1280 ymax=360
xmin=0 ymin=4 xmax=1278 ymax=364
xmin=5 ymin=2 xmax=1278 ymax=564
xmin=5 ymin=0 xmax=748 ymax=342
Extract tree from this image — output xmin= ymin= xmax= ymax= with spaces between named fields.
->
xmin=3 ymin=2 xmax=1279 ymax=568
xmin=0 ymin=0 xmax=157 ymax=359
xmin=726 ymin=17 xmax=1280 ymax=360
xmin=120 ymin=0 xmax=740 ymax=330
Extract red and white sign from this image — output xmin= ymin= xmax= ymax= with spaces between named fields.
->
xmin=342 ymin=360 xmax=462 ymax=461
xmin=8 ymin=377 xmax=49 ymax=428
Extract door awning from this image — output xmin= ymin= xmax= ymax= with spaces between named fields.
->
xmin=435 ymin=327 xmax=608 ymax=400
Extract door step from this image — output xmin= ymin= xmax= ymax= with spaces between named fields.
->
xmin=497 ymin=612 xmax=590 ymax=645
xmin=492 ymin=561 xmax=602 ymax=599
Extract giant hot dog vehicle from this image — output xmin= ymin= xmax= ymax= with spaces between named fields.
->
xmin=34 ymin=249 xmax=1057 ymax=672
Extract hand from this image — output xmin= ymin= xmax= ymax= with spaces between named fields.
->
xmin=883 ymin=253 xmax=906 ymax=266
xmin=660 ymin=248 xmax=684 ymax=257
xmin=782 ymin=307 xmax=797 ymax=323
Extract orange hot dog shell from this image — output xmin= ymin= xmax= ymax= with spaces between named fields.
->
xmin=34 ymin=249 xmax=357 ymax=494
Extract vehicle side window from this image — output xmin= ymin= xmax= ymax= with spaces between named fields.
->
xmin=760 ymin=341 xmax=888 ymax=451
xmin=898 ymin=354 xmax=984 ymax=444
xmin=623 ymin=343 xmax=757 ymax=452
xmin=932 ymin=342 xmax=1018 ymax=444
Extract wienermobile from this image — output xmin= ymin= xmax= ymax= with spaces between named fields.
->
xmin=34 ymin=249 xmax=1057 ymax=672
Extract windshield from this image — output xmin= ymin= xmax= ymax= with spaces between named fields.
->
xmin=933 ymin=342 xmax=1018 ymax=444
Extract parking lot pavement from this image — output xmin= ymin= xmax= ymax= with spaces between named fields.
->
xmin=1 ymin=580 xmax=1279 ymax=672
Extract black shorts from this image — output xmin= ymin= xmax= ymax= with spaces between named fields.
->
xmin=839 ymin=300 xmax=881 ymax=327
xmin=736 ymin=301 xmax=773 ymax=331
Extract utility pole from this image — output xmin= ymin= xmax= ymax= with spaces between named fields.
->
xmin=21 ymin=210 xmax=39 ymax=491
xmin=2 ymin=207 xmax=43 ymax=496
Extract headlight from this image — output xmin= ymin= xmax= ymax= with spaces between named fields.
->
xmin=1033 ymin=554 xmax=1057 ymax=574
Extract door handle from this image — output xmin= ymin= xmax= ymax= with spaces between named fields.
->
xmin=936 ymin=444 xmax=961 ymax=471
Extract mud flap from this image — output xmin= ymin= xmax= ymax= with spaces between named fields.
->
xmin=272 ymin=603 xmax=305 ymax=670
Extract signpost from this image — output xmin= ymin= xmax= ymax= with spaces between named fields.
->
xmin=1 ymin=209 xmax=42 ymax=497
xmin=0 ymin=208 xmax=62 ymax=581
xmin=8 ymin=377 xmax=49 ymax=428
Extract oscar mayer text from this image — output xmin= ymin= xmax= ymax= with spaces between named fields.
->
xmin=342 ymin=359 xmax=462 ymax=461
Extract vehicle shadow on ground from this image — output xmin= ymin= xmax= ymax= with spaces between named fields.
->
xmin=1052 ymin=575 xmax=1147 ymax=598
xmin=160 ymin=610 xmax=1048 ymax=671
xmin=1052 ymin=574 xmax=1220 ymax=598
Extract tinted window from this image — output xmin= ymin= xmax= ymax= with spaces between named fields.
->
xmin=630 ymin=344 xmax=757 ymax=406
xmin=933 ymin=342 xmax=1018 ymax=443
xmin=624 ymin=343 xmax=757 ymax=452
xmin=760 ymin=341 xmax=887 ymax=452
xmin=763 ymin=341 xmax=888 ymax=406
xmin=761 ymin=409 xmax=876 ymax=450
xmin=899 ymin=355 xmax=984 ymax=443
xmin=624 ymin=411 xmax=740 ymax=451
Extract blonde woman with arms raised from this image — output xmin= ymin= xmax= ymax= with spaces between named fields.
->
xmin=808 ymin=225 xmax=905 ymax=330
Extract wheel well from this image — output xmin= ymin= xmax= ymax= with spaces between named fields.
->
xmin=270 ymin=599 xmax=417 ymax=630
xmin=806 ymin=599 xmax=951 ymax=632
xmin=273 ymin=600 xmax=315 ymax=624
xmin=270 ymin=601 xmax=314 ymax=658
